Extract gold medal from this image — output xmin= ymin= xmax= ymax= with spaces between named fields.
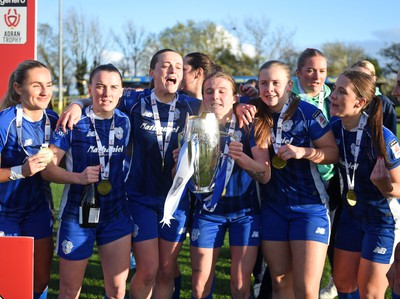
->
xmin=97 ymin=180 xmax=112 ymax=196
xmin=272 ymin=155 xmax=287 ymax=169
xmin=346 ymin=190 xmax=357 ymax=206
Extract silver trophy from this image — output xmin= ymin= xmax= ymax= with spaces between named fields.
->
xmin=183 ymin=112 xmax=221 ymax=193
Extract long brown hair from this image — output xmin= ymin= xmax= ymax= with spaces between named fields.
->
xmin=0 ymin=60 xmax=49 ymax=111
xmin=342 ymin=70 xmax=388 ymax=163
xmin=254 ymin=60 xmax=299 ymax=147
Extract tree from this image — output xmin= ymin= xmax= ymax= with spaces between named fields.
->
xmin=112 ymin=21 xmax=149 ymax=76
xmin=37 ymin=23 xmax=73 ymax=96
xmin=322 ymin=42 xmax=366 ymax=76
xmin=379 ymin=43 xmax=400 ymax=75
xmin=227 ymin=16 xmax=296 ymax=74
xmin=63 ymin=9 xmax=108 ymax=95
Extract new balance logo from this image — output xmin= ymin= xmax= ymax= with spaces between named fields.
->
xmin=315 ymin=227 xmax=326 ymax=235
xmin=251 ymin=231 xmax=259 ymax=238
xmin=373 ymin=247 xmax=387 ymax=254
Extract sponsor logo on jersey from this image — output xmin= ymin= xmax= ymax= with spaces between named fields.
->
xmin=139 ymin=123 xmax=180 ymax=133
xmin=282 ymin=137 xmax=294 ymax=145
xmin=373 ymin=246 xmax=387 ymax=255
xmin=62 ymin=240 xmax=73 ymax=254
xmin=282 ymin=120 xmax=293 ymax=132
xmin=339 ymin=158 xmax=359 ymax=170
xmin=312 ymin=110 xmax=328 ymax=128
xmin=191 ymin=228 xmax=200 ymax=242
xmin=87 ymin=145 xmax=124 ymax=154
xmin=315 ymin=227 xmax=326 ymax=235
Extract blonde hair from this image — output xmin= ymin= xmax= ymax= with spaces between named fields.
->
xmin=351 ymin=60 xmax=376 ymax=77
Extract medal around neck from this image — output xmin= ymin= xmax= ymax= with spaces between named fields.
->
xmin=346 ymin=190 xmax=357 ymax=206
xmin=97 ymin=180 xmax=112 ymax=196
xmin=272 ymin=155 xmax=286 ymax=169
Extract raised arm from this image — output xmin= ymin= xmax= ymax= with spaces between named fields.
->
xmin=56 ymin=98 xmax=92 ymax=132
xmin=229 ymin=141 xmax=271 ymax=184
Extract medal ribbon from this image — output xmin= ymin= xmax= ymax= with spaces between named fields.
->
xmin=203 ymin=114 xmax=237 ymax=212
xmin=270 ymin=96 xmax=293 ymax=154
xmin=161 ymin=134 xmax=197 ymax=227
xmin=16 ymin=104 xmax=50 ymax=157
xmin=341 ymin=112 xmax=367 ymax=192
xmin=150 ymin=91 xmax=178 ymax=169
xmin=298 ymin=84 xmax=325 ymax=110
xmin=88 ymin=106 xmax=115 ymax=181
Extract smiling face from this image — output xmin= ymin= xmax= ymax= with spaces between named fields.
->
xmin=202 ymin=75 xmax=236 ymax=123
xmin=14 ymin=67 xmax=52 ymax=117
xmin=258 ymin=64 xmax=293 ymax=112
xmin=296 ymin=55 xmax=327 ymax=97
xmin=89 ymin=70 xmax=123 ymax=118
xmin=149 ymin=51 xmax=183 ymax=102
xmin=330 ymin=74 xmax=364 ymax=120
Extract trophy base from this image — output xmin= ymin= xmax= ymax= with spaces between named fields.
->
xmin=191 ymin=186 xmax=214 ymax=194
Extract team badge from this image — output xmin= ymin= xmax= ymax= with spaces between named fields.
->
xmin=132 ymin=224 xmax=139 ymax=238
xmin=282 ymin=120 xmax=293 ymax=132
xmin=62 ymin=240 xmax=74 ymax=255
xmin=115 ymin=127 xmax=124 ymax=140
xmin=174 ymin=108 xmax=181 ymax=121
xmin=191 ymin=228 xmax=200 ymax=242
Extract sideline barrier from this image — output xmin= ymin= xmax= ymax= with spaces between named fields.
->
xmin=0 ymin=236 xmax=33 ymax=299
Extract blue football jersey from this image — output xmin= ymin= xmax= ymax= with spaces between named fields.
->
xmin=51 ymin=107 xmax=131 ymax=222
xmin=119 ymin=89 xmax=201 ymax=205
xmin=0 ymin=106 xmax=58 ymax=216
xmin=332 ymin=118 xmax=400 ymax=225
xmin=251 ymin=100 xmax=331 ymax=205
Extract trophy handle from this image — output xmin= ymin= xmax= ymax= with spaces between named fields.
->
xmin=219 ymin=131 xmax=238 ymax=142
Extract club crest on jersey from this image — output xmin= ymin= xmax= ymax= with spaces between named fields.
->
xmin=174 ymin=108 xmax=181 ymax=121
xmin=389 ymin=139 xmax=400 ymax=159
xmin=62 ymin=240 xmax=73 ymax=255
xmin=115 ymin=127 xmax=124 ymax=140
xmin=282 ymin=120 xmax=293 ymax=132
xmin=350 ymin=143 xmax=357 ymax=157
xmin=312 ymin=110 xmax=328 ymax=128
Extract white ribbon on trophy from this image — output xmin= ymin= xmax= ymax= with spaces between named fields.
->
xmin=160 ymin=134 xmax=197 ymax=227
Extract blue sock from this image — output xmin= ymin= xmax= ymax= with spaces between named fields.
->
xmin=33 ymin=287 xmax=48 ymax=299
xmin=393 ymin=291 xmax=400 ymax=299
xmin=337 ymin=289 xmax=360 ymax=299
xmin=172 ymin=274 xmax=182 ymax=299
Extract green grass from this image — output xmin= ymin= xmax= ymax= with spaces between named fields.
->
xmin=47 ymin=183 xmax=233 ymax=298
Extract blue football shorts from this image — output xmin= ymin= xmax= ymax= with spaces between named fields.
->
xmin=0 ymin=206 xmax=53 ymax=239
xmin=261 ymin=202 xmax=330 ymax=244
xmin=190 ymin=210 xmax=260 ymax=248
xmin=56 ymin=213 xmax=134 ymax=260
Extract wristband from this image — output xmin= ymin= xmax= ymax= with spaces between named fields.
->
xmin=9 ymin=165 xmax=25 ymax=180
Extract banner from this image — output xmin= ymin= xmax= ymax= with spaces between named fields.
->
xmin=0 ymin=236 xmax=34 ymax=298
xmin=0 ymin=0 xmax=36 ymax=99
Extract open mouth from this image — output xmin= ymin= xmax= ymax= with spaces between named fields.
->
xmin=166 ymin=77 xmax=177 ymax=85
